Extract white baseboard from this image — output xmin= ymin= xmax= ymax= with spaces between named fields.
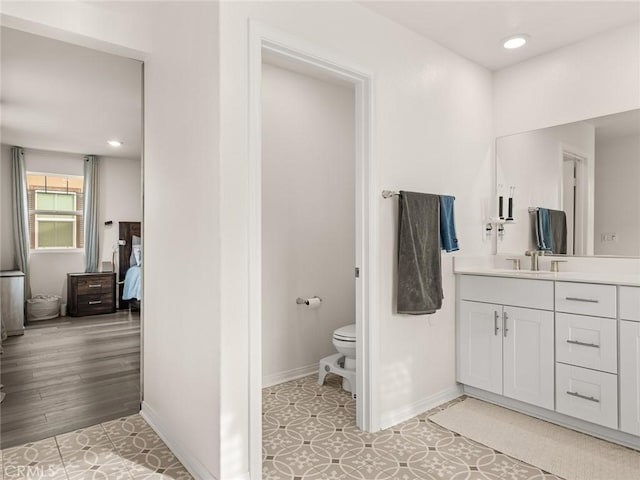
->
xmin=379 ymin=384 xmax=464 ymax=430
xmin=262 ymin=363 xmax=318 ymax=388
xmin=141 ymin=402 xmax=218 ymax=480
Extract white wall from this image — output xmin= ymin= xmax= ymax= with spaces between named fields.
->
xmin=99 ymin=155 xmax=142 ymax=266
xmin=496 ymin=122 xmax=595 ymax=254
xmin=220 ymin=2 xmax=493 ymax=477
xmin=0 ymin=3 xmax=221 ymax=479
xmin=594 ymin=134 xmax=640 ymax=256
xmin=0 ymin=147 xmax=141 ymax=298
xmin=494 ymin=22 xmax=640 ymax=137
xmin=134 ymin=4 xmax=221 ymax=480
xmin=261 ymin=63 xmax=355 ymax=385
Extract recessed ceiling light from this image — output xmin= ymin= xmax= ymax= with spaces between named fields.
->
xmin=503 ymin=34 xmax=530 ymax=50
xmin=107 ymin=140 xmax=122 ymax=147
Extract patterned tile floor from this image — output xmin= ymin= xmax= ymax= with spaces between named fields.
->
xmin=263 ymin=374 xmax=563 ymax=480
xmin=1 ymin=414 xmax=192 ymax=480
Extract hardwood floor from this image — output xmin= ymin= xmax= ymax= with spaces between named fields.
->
xmin=0 ymin=311 xmax=140 ymax=449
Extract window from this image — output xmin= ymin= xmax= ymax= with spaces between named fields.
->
xmin=27 ymin=174 xmax=84 ymax=250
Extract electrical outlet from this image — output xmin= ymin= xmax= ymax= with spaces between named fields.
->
xmin=601 ymin=233 xmax=618 ymax=242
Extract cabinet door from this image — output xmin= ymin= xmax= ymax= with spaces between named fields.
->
xmin=0 ymin=275 xmax=25 ymax=335
xmin=620 ymin=320 xmax=640 ymax=435
xmin=503 ymin=306 xmax=554 ymax=409
xmin=458 ymin=301 xmax=503 ymax=394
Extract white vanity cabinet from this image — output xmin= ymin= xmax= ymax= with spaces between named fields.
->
xmin=457 ymin=276 xmax=555 ymax=409
xmin=554 ymin=282 xmax=618 ymax=428
xmin=620 ymin=286 xmax=640 ymax=436
xmin=456 ymin=271 xmax=640 ymax=448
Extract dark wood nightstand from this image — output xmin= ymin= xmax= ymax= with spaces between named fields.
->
xmin=67 ymin=273 xmax=116 ymax=317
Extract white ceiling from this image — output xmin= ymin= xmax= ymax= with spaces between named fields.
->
xmin=1 ymin=27 xmax=142 ymax=159
xmin=361 ymin=1 xmax=640 ymax=71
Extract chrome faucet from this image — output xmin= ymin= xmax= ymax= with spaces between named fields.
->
xmin=524 ymin=250 xmax=545 ymax=271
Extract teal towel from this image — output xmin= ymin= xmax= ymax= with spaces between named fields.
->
xmin=535 ymin=208 xmax=553 ymax=252
xmin=439 ymin=195 xmax=459 ymax=253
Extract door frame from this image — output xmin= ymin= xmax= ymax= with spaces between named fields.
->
xmin=248 ymin=21 xmax=379 ymax=478
xmin=561 ymin=147 xmax=591 ymax=255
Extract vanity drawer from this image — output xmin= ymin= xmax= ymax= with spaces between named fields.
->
xmin=620 ymin=286 xmax=640 ymax=322
xmin=556 ymin=313 xmax=617 ymax=374
xmin=458 ymin=275 xmax=553 ymax=310
xmin=555 ymin=282 xmax=616 ymax=318
xmin=555 ymin=363 xmax=618 ymax=429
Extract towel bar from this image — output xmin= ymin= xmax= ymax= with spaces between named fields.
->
xmin=381 ymin=190 xmax=399 ymax=198
xmin=382 ymin=190 xmax=456 ymax=199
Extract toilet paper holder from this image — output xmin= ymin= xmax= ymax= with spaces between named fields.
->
xmin=296 ymin=296 xmax=322 ymax=305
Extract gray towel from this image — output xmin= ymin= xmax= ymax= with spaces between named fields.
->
xmin=549 ymin=209 xmax=567 ymax=254
xmin=397 ymin=191 xmax=443 ymax=315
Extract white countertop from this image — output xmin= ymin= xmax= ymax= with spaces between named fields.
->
xmin=454 ymin=267 xmax=640 ymax=287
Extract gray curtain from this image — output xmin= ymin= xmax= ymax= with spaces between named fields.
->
xmin=11 ymin=147 xmax=31 ymax=300
xmin=83 ymin=155 xmax=100 ymax=273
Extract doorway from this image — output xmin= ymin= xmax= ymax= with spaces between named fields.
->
xmin=248 ymin=25 xmax=377 ymax=478
xmin=562 ymin=151 xmax=587 ymax=255
xmin=0 ymin=27 xmax=145 ymax=448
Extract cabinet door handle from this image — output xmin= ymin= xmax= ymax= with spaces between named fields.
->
xmin=88 ymin=284 xmax=101 ymax=288
xmin=566 ymin=339 xmax=600 ymax=349
xmin=565 ymin=297 xmax=599 ymax=303
xmin=503 ymin=311 xmax=509 ymax=337
xmin=494 ymin=311 xmax=500 ymax=336
xmin=88 ymin=300 xmax=102 ymax=305
xmin=566 ymin=391 xmax=600 ymax=403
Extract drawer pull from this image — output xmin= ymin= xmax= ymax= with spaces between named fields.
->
xmin=566 ymin=391 xmax=600 ymax=403
xmin=494 ymin=311 xmax=500 ymax=336
xmin=88 ymin=284 xmax=102 ymax=288
xmin=503 ymin=311 xmax=509 ymax=338
xmin=565 ymin=297 xmax=599 ymax=303
xmin=566 ymin=339 xmax=600 ymax=349
xmin=88 ymin=300 xmax=102 ymax=305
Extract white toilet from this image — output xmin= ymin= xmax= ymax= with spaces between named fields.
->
xmin=318 ymin=324 xmax=356 ymax=397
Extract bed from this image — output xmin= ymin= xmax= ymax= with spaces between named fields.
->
xmin=123 ymin=265 xmax=141 ymax=302
xmin=118 ymin=221 xmax=142 ymax=310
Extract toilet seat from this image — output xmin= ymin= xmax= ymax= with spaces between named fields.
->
xmin=333 ymin=324 xmax=356 ymax=342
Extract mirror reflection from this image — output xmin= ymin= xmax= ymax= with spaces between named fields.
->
xmin=496 ymin=109 xmax=640 ymax=257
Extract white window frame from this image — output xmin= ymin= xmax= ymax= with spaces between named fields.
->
xmin=34 ymin=212 xmax=78 ymax=250
xmin=28 ymin=173 xmax=84 ymax=253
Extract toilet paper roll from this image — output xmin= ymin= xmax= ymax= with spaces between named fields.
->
xmin=306 ymin=297 xmax=322 ymax=308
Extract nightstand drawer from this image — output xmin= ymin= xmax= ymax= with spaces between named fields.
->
xmin=77 ymin=277 xmax=113 ymax=295
xmin=76 ymin=293 xmax=114 ymax=315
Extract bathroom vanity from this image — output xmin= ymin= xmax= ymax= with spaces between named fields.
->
xmin=455 ymin=266 xmax=640 ymax=449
